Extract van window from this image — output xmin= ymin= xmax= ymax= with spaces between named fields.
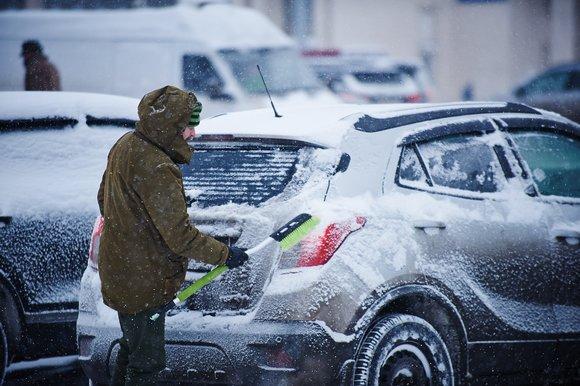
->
xmin=219 ymin=48 xmax=320 ymax=95
xmin=182 ymin=55 xmax=224 ymax=95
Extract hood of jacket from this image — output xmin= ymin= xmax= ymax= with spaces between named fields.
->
xmin=135 ymin=85 xmax=196 ymax=164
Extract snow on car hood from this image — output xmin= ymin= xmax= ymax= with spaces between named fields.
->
xmin=0 ymin=124 xmax=130 ymax=216
xmin=0 ymin=92 xmax=138 ymax=215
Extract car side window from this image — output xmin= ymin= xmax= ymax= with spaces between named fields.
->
xmin=398 ymin=145 xmax=429 ymax=187
xmin=416 ymin=135 xmax=505 ymax=193
xmin=182 ymin=55 xmax=224 ymax=95
xmin=510 ymin=131 xmax=580 ymax=198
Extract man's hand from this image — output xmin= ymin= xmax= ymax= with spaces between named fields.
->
xmin=225 ymin=246 xmax=249 ymax=269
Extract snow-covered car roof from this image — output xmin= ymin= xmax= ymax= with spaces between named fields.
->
xmin=0 ymin=91 xmax=138 ymax=216
xmin=0 ymin=91 xmax=138 ymax=122
xmin=197 ymin=101 xmax=566 ymax=148
xmin=0 ymin=3 xmax=292 ymax=50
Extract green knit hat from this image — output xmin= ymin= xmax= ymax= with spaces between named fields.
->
xmin=189 ymin=102 xmax=202 ymax=127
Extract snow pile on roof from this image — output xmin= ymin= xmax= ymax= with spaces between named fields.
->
xmin=0 ymin=3 xmax=292 ymax=49
xmin=197 ymin=104 xmax=403 ymax=148
xmin=199 ymin=102 xmax=549 ymax=148
xmin=0 ymin=92 xmax=138 ymax=121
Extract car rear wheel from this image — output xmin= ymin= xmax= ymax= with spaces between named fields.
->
xmin=353 ymin=314 xmax=454 ymax=386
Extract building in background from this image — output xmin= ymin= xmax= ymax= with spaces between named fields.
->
xmin=234 ymin=0 xmax=580 ymax=102
xmin=4 ymin=0 xmax=579 ymax=102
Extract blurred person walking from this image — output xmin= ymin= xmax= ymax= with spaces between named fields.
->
xmin=21 ymin=40 xmax=61 ymax=91
xmin=97 ymin=86 xmax=248 ymax=386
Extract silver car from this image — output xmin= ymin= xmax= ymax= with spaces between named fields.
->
xmin=512 ymin=62 xmax=580 ymax=123
xmin=78 ymin=102 xmax=579 ymax=385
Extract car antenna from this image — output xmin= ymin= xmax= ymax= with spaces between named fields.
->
xmin=257 ymin=64 xmax=282 ymax=118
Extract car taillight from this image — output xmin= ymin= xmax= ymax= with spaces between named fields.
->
xmin=88 ymin=216 xmax=104 ymax=271
xmin=404 ymin=93 xmax=423 ymax=103
xmin=279 ymin=216 xmax=366 ymax=269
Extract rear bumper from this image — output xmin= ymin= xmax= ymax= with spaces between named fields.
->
xmin=77 ymin=311 xmax=351 ymax=385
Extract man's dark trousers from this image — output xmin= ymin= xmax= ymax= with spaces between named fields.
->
xmin=111 ymin=309 xmax=166 ymax=386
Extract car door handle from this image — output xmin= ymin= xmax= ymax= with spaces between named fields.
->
xmin=550 ymin=227 xmax=580 ymax=245
xmin=413 ymin=220 xmax=446 ymax=230
xmin=0 ymin=216 xmax=12 ymax=228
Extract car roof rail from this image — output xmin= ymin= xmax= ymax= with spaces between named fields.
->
xmin=0 ymin=117 xmax=78 ymax=132
xmin=85 ymin=115 xmax=137 ymax=129
xmin=353 ymin=102 xmax=541 ymax=133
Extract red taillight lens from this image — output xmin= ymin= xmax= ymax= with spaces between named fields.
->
xmin=88 ymin=216 xmax=104 ymax=271
xmin=292 ymin=216 xmax=366 ymax=268
xmin=404 ymin=93 xmax=423 ymax=103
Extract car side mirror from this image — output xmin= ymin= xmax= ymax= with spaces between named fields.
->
xmin=333 ymin=153 xmax=351 ymax=175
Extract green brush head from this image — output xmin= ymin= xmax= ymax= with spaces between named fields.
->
xmin=279 ymin=216 xmax=320 ymax=251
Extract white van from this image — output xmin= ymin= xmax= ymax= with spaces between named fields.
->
xmin=0 ymin=2 xmax=337 ymax=116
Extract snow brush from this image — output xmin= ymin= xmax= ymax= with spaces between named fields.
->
xmin=150 ymin=213 xmax=319 ymax=321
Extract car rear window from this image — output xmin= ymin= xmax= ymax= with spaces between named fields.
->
xmin=181 ymin=143 xmax=304 ymax=207
xmin=352 ymin=71 xmax=403 ymax=84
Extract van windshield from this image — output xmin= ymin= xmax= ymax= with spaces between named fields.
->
xmin=219 ymin=48 xmax=321 ymax=95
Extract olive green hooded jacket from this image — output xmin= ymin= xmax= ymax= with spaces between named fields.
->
xmin=97 ymin=85 xmax=229 ymax=315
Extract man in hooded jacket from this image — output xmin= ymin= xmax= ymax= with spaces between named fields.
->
xmin=97 ymin=85 xmax=248 ymax=385
xmin=21 ymin=40 xmax=61 ymax=91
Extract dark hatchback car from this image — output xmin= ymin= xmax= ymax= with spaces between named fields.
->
xmin=0 ymin=92 xmax=137 ymax=382
xmin=79 ymin=102 xmax=579 ymax=385
xmin=512 ymin=62 xmax=580 ymax=123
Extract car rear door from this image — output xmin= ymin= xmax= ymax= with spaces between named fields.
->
xmin=394 ymin=118 xmax=560 ymax=375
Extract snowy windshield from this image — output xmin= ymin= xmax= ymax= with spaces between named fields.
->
xmin=219 ymin=48 xmax=321 ymax=94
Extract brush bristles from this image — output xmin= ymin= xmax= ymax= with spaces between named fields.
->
xmin=279 ymin=217 xmax=320 ymax=251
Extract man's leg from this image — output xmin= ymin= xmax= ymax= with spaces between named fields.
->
xmin=118 ymin=310 xmax=166 ymax=386
xmin=111 ymin=333 xmax=129 ymax=386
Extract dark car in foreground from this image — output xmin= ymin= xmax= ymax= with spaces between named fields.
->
xmin=79 ymin=101 xmax=579 ymax=385
xmin=512 ymin=62 xmax=580 ymax=122
xmin=0 ymin=91 xmax=137 ymax=383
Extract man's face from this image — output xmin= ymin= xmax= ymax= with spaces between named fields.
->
xmin=182 ymin=126 xmax=196 ymax=140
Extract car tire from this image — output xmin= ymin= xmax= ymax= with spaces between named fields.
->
xmin=0 ymin=321 xmax=7 ymax=385
xmin=353 ymin=313 xmax=454 ymax=386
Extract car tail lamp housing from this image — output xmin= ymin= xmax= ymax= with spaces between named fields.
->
xmin=405 ymin=93 xmax=423 ymax=103
xmin=280 ymin=216 xmax=366 ymax=269
xmin=88 ymin=215 xmax=104 ymax=271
